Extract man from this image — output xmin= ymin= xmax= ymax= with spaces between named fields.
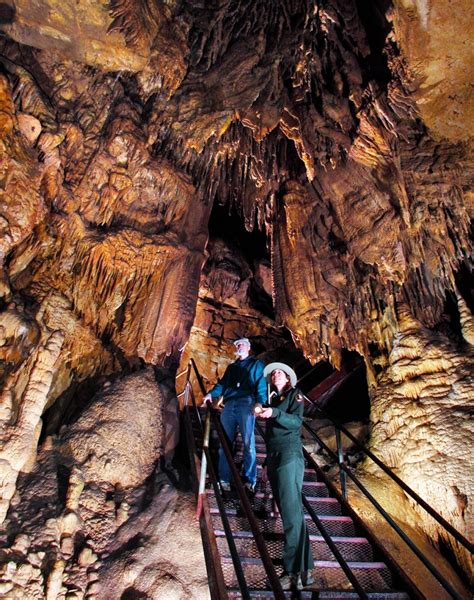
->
xmin=203 ymin=337 xmax=267 ymax=493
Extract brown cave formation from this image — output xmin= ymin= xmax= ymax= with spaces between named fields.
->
xmin=0 ymin=0 xmax=472 ymax=597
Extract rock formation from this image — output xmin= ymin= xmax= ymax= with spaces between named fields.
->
xmin=365 ymin=303 xmax=473 ymax=580
xmin=0 ymin=0 xmax=472 ymax=594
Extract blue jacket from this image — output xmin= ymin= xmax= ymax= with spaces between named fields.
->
xmin=210 ymin=356 xmax=267 ymax=405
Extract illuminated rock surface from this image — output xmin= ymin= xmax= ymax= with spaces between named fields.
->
xmin=0 ymin=0 xmax=472 ymax=595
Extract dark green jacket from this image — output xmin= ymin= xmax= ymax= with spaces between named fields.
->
xmin=265 ymin=386 xmax=304 ymax=453
xmin=209 ymin=356 xmax=267 ymax=404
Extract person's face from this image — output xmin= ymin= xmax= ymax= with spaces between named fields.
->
xmin=235 ymin=341 xmax=250 ymax=358
xmin=271 ymin=369 xmax=290 ymax=390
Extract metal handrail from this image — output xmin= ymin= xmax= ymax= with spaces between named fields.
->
xmin=302 ymin=495 xmax=369 ymax=599
xmin=187 ymin=388 xmax=250 ymax=599
xmin=186 ymin=358 xmax=285 ymax=599
xmin=310 ymin=402 xmax=474 ymax=554
xmin=303 ymin=421 xmax=465 ymax=599
xmin=182 ymin=380 xmax=228 ymax=599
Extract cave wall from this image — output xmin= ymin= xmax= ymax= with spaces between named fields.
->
xmin=0 ymin=0 xmax=472 ymax=590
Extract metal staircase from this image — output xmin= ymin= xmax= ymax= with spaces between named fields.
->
xmin=180 ymin=359 xmax=472 ymax=599
xmin=206 ymin=428 xmax=409 ymax=599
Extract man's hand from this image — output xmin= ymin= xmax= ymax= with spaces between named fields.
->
xmin=259 ymin=407 xmax=273 ymax=419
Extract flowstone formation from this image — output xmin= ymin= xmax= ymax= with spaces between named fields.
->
xmin=0 ymin=0 xmax=472 ymax=593
xmin=363 ymin=304 xmax=474 ymax=582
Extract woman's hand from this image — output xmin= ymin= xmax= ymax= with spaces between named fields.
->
xmin=259 ymin=407 xmax=273 ymax=419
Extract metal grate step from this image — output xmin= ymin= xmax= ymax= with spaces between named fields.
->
xmin=221 ymin=556 xmax=394 ymax=592
xmin=209 ymin=495 xmax=342 ymax=516
xmin=216 ymin=531 xmax=374 ymax=562
xmin=227 ymin=591 xmax=410 ymax=599
xmin=211 ymin=512 xmax=357 ymax=537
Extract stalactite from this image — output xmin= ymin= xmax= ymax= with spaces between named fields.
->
xmin=0 ymin=0 xmax=471 ymax=590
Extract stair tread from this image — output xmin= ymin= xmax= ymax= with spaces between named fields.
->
xmin=210 ymin=506 xmax=341 ymax=516
xmin=221 ymin=556 xmax=389 ymax=569
xmin=227 ymin=591 xmax=410 ymax=599
xmin=214 ymin=530 xmax=370 ymax=544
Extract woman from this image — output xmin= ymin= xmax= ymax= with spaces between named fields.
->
xmin=257 ymin=362 xmax=314 ymax=591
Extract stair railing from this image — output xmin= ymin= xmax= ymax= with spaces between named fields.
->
xmin=305 ymin=395 xmax=473 ymax=554
xmin=186 ymin=358 xmax=286 ymax=600
xmin=186 ymin=382 xmax=250 ymax=599
xmin=301 ymin=397 xmax=469 ymax=600
xmin=180 ymin=371 xmax=228 ymax=599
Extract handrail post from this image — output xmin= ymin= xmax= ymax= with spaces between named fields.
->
xmin=182 ymin=378 xmax=228 ymax=598
xmin=335 ymin=426 xmax=347 ymax=501
xmin=196 ymin=407 xmax=211 ymax=519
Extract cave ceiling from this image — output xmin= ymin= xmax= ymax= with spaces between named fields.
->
xmin=0 ymin=0 xmax=472 ymax=378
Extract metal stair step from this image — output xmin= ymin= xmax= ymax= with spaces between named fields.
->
xmin=208 ymin=478 xmax=328 ymax=497
xmin=220 ymin=556 xmax=394 ymax=591
xmin=211 ymin=513 xmax=356 ymax=537
xmin=317 ymin=593 xmax=410 ymax=600
xmin=209 ymin=495 xmax=341 ymax=516
xmin=227 ymin=591 xmax=410 ymax=599
xmin=207 ymin=489 xmax=333 ymax=505
xmin=215 ymin=531 xmax=373 ymax=562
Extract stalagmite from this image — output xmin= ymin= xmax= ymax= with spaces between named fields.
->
xmin=366 ymin=304 xmax=473 ymax=579
xmin=0 ymin=330 xmax=64 ymax=522
xmin=45 ymin=559 xmax=65 ymax=600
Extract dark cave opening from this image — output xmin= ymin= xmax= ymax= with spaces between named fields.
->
xmin=206 ymin=199 xmax=274 ymax=319
xmin=207 ymin=200 xmax=269 ymax=264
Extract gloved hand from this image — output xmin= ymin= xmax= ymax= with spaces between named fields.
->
xmin=203 ymin=393 xmax=213 ymax=405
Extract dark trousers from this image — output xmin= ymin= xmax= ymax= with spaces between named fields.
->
xmin=267 ymin=449 xmax=314 ymax=574
xmin=219 ymin=399 xmax=257 ymax=486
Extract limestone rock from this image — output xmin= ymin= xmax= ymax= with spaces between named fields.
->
xmin=97 ymin=484 xmax=209 ymax=600
xmin=364 ymin=307 xmax=474 ymax=581
xmin=391 ymin=0 xmax=474 ymax=141
xmin=60 ymin=368 xmax=163 ymax=487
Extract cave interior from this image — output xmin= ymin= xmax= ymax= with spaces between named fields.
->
xmin=0 ymin=0 xmax=472 ymax=597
